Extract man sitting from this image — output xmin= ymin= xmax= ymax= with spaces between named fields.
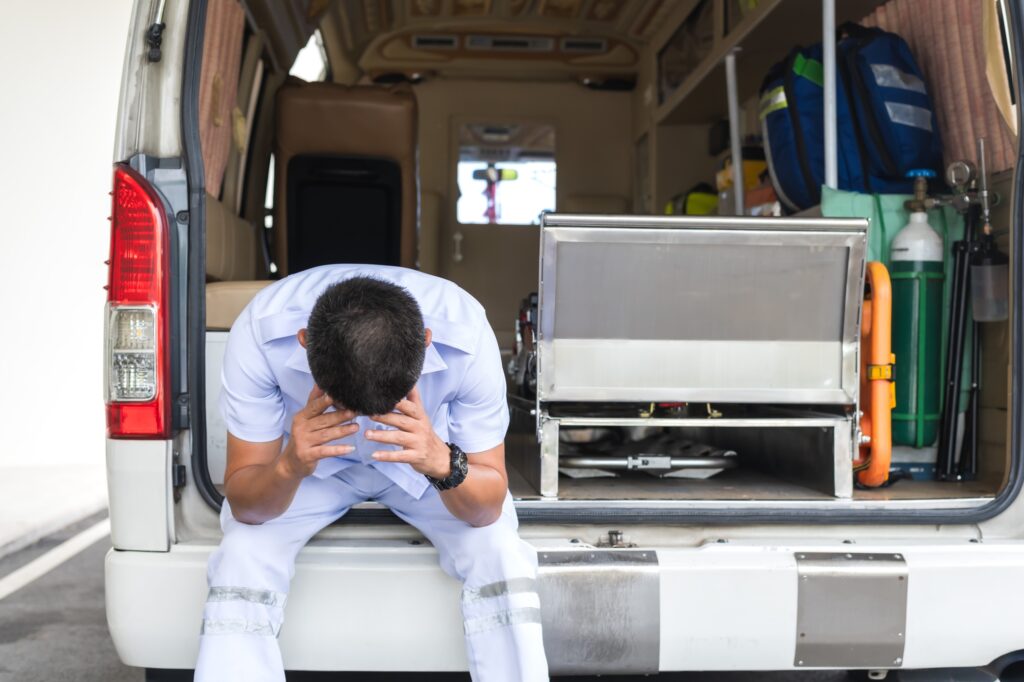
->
xmin=194 ymin=264 xmax=549 ymax=681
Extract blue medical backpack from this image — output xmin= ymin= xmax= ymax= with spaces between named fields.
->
xmin=759 ymin=24 xmax=943 ymax=212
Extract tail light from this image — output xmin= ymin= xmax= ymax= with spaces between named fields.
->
xmin=105 ymin=163 xmax=171 ymax=438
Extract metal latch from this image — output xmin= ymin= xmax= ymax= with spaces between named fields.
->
xmin=597 ymin=530 xmax=637 ymax=548
xmin=626 ymin=455 xmax=672 ymax=470
xmin=867 ymin=363 xmax=893 ymax=380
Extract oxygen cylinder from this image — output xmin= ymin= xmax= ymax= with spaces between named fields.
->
xmin=890 ymin=207 xmax=945 ymax=447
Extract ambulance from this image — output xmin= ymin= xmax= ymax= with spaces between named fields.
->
xmin=105 ymin=0 xmax=1024 ymax=678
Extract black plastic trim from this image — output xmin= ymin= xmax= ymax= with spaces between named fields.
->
xmin=184 ymin=0 xmax=1024 ymax=528
xmin=183 ymin=0 xmax=223 ymax=510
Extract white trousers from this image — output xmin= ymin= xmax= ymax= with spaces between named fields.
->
xmin=194 ymin=464 xmax=549 ymax=681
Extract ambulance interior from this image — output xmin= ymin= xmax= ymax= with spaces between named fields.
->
xmin=198 ymin=0 xmax=1017 ymax=513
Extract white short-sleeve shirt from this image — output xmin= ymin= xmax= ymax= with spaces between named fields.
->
xmin=219 ymin=264 xmax=510 ymax=499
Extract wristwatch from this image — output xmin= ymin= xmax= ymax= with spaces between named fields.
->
xmin=426 ymin=442 xmax=469 ymax=491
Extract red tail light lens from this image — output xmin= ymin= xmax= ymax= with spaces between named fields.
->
xmin=105 ymin=164 xmax=171 ymax=438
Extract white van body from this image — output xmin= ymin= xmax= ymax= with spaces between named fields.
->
xmin=105 ymin=0 xmax=1024 ymax=677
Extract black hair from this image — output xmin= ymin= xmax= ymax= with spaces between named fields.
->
xmin=305 ymin=276 xmax=425 ymax=415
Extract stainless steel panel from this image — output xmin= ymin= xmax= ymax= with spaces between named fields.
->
xmin=542 ymin=213 xmax=872 ymax=232
xmin=537 ymin=215 xmax=867 ymax=405
xmin=553 ymin=415 xmax=847 ymax=428
xmin=539 ymin=417 xmax=559 ymax=498
xmin=543 ymin=339 xmax=847 ymax=403
xmin=795 ymin=552 xmax=908 ymax=668
xmin=832 ymin=419 xmax=855 ymax=501
xmin=513 ymin=496 xmax=992 ymax=512
xmin=552 ymin=243 xmax=846 ymax=341
xmin=537 ymin=550 xmax=659 ymax=675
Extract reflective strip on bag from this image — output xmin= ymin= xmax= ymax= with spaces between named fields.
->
xmin=200 ymin=618 xmax=281 ymax=637
xmin=885 ymin=101 xmax=934 ymax=131
xmin=463 ymin=606 xmax=543 ymax=636
xmin=462 ymin=577 xmax=538 ymax=603
xmin=759 ymin=86 xmax=788 ymax=119
xmin=206 ymin=586 xmax=288 ymax=608
xmin=871 ymin=63 xmax=927 ymax=94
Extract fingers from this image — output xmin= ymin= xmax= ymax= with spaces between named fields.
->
xmin=371 ymin=449 xmax=417 ymax=463
xmin=394 ymin=397 xmax=423 ymax=420
xmin=311 ymin=444 xmax=356 ymax=459
xmin=304 ymin=389 xmax=333 ymax=418
xmin=370 ymin=412 xmax=417 ymax=432
xmin=313 ymin=423 xmax=359 ymax=444
xmin=365 ymin=428 xmax=413 ymax=447
xmin=308 ymin=408 xmax=356 ymax=431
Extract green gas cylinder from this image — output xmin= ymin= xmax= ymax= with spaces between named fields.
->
xmin=890 ymin=209 xmax=945 ymax=447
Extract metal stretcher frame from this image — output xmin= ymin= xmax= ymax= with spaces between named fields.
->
xmin=513 ymin=214 xmax=869 ymax=499
xmin=536 ymin=214 xmax=869 ymax=405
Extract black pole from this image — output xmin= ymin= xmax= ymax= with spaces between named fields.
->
xmin=936 ymin=206 xmax=978 ymax=480
xmin=959 ymin=319 xmax=982 ymax=480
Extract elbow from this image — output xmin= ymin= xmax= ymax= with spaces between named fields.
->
xmin=232 ymin=510 xmax=268 ymax=526
xmin=468 ymin=506 xmax=503 ymax=528
xmin=224 ymin=496 xmax=276 ymax=525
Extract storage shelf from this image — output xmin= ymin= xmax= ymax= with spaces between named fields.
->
xmin=655 ymin=0 xmax=884 ymax=126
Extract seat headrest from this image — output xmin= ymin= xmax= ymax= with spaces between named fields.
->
xmin=276 ymin=81 xmax=417 ymax=161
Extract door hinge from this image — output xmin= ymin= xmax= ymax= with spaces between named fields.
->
xmin=172 ymin=462 xmax=187 ymax=503
xmin=145 ymin=0 xmax=167 ymax=63
xmin=172 ymin=463 xmax=187 ymax=488
xmin=175 ymin=393 xmax=190 ymax=429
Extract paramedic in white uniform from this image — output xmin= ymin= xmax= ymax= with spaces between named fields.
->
xmin=194 ymin=264 xmax=549 ymax=682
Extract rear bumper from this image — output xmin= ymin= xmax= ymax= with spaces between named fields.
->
xmin=106 ymin=538 xmax=1024 ymax=673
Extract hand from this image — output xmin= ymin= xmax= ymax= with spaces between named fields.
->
xmin=366 ymin=386 xmax=451 ymax=479
xmin=279 ymin=386 xmax=358 ymax=480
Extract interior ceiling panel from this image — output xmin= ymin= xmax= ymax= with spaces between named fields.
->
xmin=310 ymin=0 xmax=666 ymax=80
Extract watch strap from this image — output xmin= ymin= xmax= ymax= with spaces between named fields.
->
xmin=427 ymin=442 xmax=468 ymax=491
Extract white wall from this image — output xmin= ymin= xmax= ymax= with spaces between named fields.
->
xmin=0 ymin=1 xmax=133 ymax=469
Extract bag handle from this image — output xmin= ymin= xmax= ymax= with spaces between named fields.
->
xmin=837 ymin=21 xmax=878 ymax=41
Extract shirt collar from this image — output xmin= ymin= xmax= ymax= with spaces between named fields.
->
xmin=284 ymin=341 xmax=448 ymax=376
xmin=258 ymin=309 xmax=477 ymax=356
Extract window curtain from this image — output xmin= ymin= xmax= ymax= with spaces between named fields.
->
xmin=862 ymin=0 xmax=1018 ymax=173
xmin=198 ymin=0 xmax=246 ymax=199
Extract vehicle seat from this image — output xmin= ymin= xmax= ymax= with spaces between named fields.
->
xmin=273 ymin=80 xmax=418 ymax=276
xmin=205 ymin=193 xmax=271 ymax=330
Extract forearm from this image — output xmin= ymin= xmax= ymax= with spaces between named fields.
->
xmin=224 ymin=453 xmax=302 ymax=525
xmin=438 ymin=463 xmax=507 ymax=527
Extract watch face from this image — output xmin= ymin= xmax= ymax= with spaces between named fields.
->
xmin=454 ymin=448 xmax=469 ymax=476
xmin=432 ymin=444 xmax=468 ymax=490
